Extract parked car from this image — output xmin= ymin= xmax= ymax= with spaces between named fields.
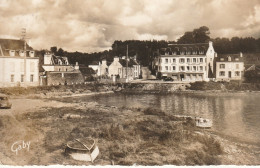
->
xmin=0 ymin=94 xmax=12 ymax=109
xmin=163 ymin=77 xmax=174 ymax=81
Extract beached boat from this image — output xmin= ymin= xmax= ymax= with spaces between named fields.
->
xmin=195 ymin=117 xmax=212 ymax=128
xmin=65 ymin=138 xmax=99 ymax=162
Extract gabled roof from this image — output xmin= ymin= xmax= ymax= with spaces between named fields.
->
xmin=216 ymin=54 xmax=244 ymax=62
xmin=119 ymin=59 xmax=139 ymax=67
xmin=52 ymin=56 xmax=68 ymax=65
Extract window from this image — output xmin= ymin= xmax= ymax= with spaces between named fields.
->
xmin=200 ymin=58 xmax=203 ymax=62
xmin=220 ymin=71 xmax=225 ymax=76
xmin=165 ymin=58 xmax=168 ymax=64
xmin=235 ymin=71 xmax=240 ymax=76
xmin=236 ymin=64 xmax=239 ymax=69
xmin=187 ymin=66 xmax=190 ymax=71
xmin=159 ymin=59 xmax=161 ymax=63
xmin=200 ymin=66 xmax=203 ymax=71
xmin=193 ymin=58 xmax=196 ymax=62
xmin=220 ymin=58 xmax=224 ymax=61
xmin=11 ymin=75 xmax=14 ymax=82
xmin=228 ymin=56 xmax=231 ymax=61
xmin=210 ymin=58 xmax=212 ymax=61
xmin=30 ymin=75 xmax=34 ymax=82
xmin=235 ymin=58 xmax=239 ymax=61
xmin=180 ymin=66 xmax=185 ymax=71
xmin=220 ymin=64 xmax=225 ymax=69
xmin=180 ymin=58 xmax=185 ymax=63
xmin=165 ymin=66 xmax=168 ymax=71
xmin=172 ymin=59 xmax=176 ymax=63
xmin=172 ymin=66 xmax=175 ymax=71
xmin=187 ymin=58 xmax=190 ymax=63
xmin=21 ymin=75 xmax=24 ymax=82
xmin=193 ymin=66 xmax=196 ymax=71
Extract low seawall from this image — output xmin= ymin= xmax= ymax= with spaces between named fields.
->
xmin=122 ymin=83 xmax=190 ymax=93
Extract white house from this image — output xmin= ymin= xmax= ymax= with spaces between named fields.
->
xmin=0 ymin=39 xmax=39 ymax=87
xmin=215 ymin=53 xmax=244 ymax=81
xmin=108 ymin=56 xmax=141 ymax=81
xmin=88 ymin=59 xmax=109 ymax=77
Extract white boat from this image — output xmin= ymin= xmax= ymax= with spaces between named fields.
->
xmin=65 ymin=138 xmax=99 ymax=162
xmin=195 ymin=117 xmax=212 ymax=128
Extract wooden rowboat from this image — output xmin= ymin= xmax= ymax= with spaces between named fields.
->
xmin=195 ymin=117 xmax=212 ymax=128
xmin=65 ymin=138 xmax=99 ymax=162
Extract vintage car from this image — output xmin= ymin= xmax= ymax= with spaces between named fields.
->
xmin=0 ymin=94 xmax=12 ymax=109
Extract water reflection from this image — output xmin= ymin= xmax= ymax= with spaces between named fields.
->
xmin=79 ymin=93 xmax=260 ymax=144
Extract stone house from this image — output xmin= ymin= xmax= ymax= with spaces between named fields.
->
xmin=0 ymin=39 xmax=39 ymax=87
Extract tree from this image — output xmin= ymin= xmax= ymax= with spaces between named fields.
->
xmin=57 ymin=48 xmax=64 ymax=56
xmin=50 ymin=46 xmax=57 ymax=54
xmin=177 ymin=26 xmax=210 ymax=44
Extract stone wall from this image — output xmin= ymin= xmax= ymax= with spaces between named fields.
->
xmin=46 ymin=71 xmax=84 ymax=85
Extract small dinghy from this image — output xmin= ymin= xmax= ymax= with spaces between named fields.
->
xmin=195 ymin=117 xmax=212 ymax=128
xmin=65 ymin=138 xmax=99 ymax=162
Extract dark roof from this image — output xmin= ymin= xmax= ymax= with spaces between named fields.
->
xmin=0 ymin=38 xmax=33 ymax=50
xmin=79 ymin=67 xmax=96 ymax=75
xmin=0 ymin=38 xmax=34 ymax=57
xmin=89 ymin=61 xmax=100 ymax=65
xmin=216 ymin=54 xmax=244 ymax=62
xmin=52 ymin=56 xmax=68 ymax=65
xmin=160 ymin=43 xmax=209 ymax=55
xmin=119 ymin=59 xmax=138 ymax=67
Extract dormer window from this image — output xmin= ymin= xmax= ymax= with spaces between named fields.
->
xmin=220 ymin=58 xmax=224 ymax=61
xmin=9 ymin=50 xmax=15 ymax=56
xmin=19 ymin=51 xmax=25 ymax=57
xmin=235 ymin=58 xmax=239 ymax=61
xmin=29 ymin=51 xmax=35 ymax=57
xmin=228 ymin=56 xmax=231 ymax=61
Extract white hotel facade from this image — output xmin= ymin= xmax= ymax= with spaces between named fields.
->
xmin=154 ymin=41 xmax=215 ymax=81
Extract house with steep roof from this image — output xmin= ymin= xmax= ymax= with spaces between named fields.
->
xmin=215 ymin=53 xmax=245 ymax=81
xmin=40 ymin=52 xmax=84 ymax=85
xmin=0 ymin=39 xmax=39 ymax=87
xmin=153 ymin=41 xmax=215 ymax=81
xmin=108 ymin=56 xmax=141 ymax=81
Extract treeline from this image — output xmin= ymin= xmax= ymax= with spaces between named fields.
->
xmin=40 ymin=26 xmax=260 ymax=67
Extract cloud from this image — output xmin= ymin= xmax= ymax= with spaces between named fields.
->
xmin=0 ymin=0 xmax=259 ymax=52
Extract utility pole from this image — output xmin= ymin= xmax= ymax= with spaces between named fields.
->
xmin=21 ymin=28 xmax=29 ymax=86
xmin=126 ymin=45 xmax=128 ymax=83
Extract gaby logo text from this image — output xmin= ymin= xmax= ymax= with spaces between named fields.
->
xmin=11 ymin=140 xmax=30 ymax=155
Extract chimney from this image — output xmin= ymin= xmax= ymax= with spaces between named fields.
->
xmin=114 ymin=56 xmax=119 ymax=62
xmin=75 ymin=62 xmax=79 ymax=70
xmin=209 ymin=41 xmax=213 ymax=47
xmin=102 ymin=59 xmax=107 ymax=65
xmin=240 ymin=52 xmax=243 ymax=57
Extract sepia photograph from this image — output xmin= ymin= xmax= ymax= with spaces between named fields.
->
xmin=0 ymin=0 xmax=260 ymax=166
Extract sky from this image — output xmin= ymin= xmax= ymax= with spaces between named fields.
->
xmin=0 ymin=0 xmax=259 ymax=53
